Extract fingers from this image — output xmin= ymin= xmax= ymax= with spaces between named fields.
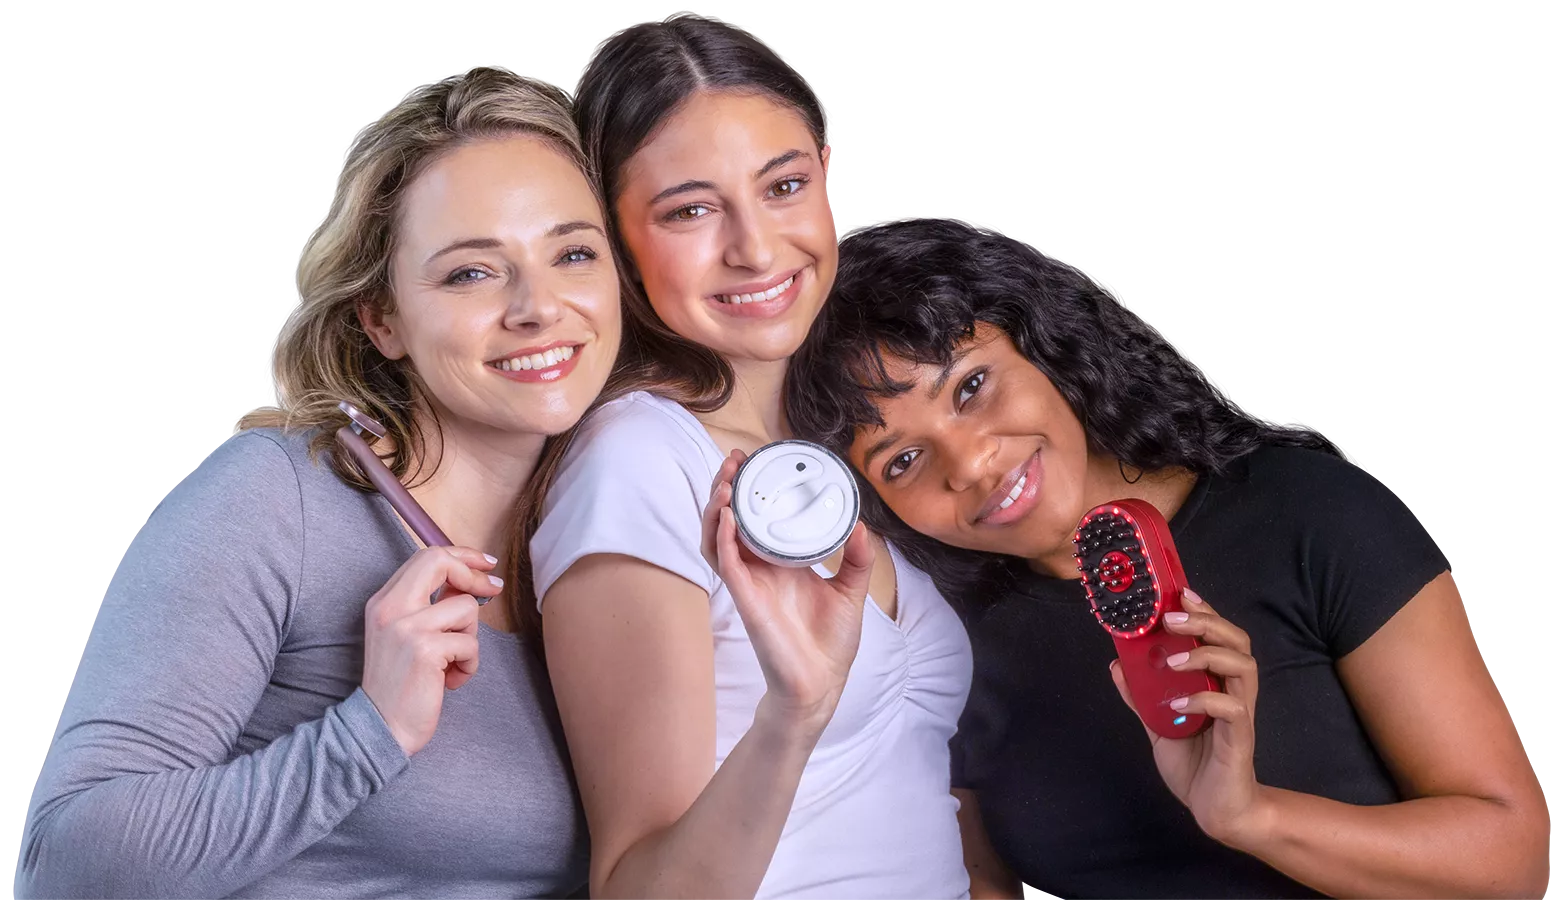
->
xmin=408 ymin=592 xmax=482 ymax=637
xmin=418 ymin=631 xmax=480 ymax=689
xmin=1169 ymin=689 xmax=1256 ymax=754
xmin=375 ymin=547 xmax=503 ymax=617
xmin=1164 ymin=590 xmax=1250 ymax=656
xmin=1164 ymin=588 xmax=1258 ymax=707
xmin=828 ymin=522 xmax=876 ymax=603
xmin=701 ymin=451 xmax=745 ymax=570
xmin=1166 ymin=644 xmax=1258 ymax=709
xmin=714 ymin=505 xmax=756 ymax=600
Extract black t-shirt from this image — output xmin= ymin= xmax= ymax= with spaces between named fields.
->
xmin=952 ymin=446 xmax=1450 ymax=898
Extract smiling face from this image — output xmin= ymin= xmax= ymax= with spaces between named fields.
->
xmin=848 ymin=322 xmax=1120 ymax=573
xmin=364 ymin=134 xmax=620 ymax=441
xmin=612 ymin=90 xmax=836 ymax=364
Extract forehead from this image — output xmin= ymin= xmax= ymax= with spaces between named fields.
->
xmin=845 ymin=323 xmax=1013 ymax=454
xmin=621 ymin=91 xmax=816 ymax=190
xmin=397 ymin=135 xmax=600 ymax=246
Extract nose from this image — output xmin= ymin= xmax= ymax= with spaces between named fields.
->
xmin=503 ymin=273 xmax=565 ymax=335
xmin=721 ymin=204 xmax=777 ymax=273
xmin=943 ymin=430 xmax=999 ymax=494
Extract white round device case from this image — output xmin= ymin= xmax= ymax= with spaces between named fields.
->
xmin=731 ymin=439 xmax=861 ymax=567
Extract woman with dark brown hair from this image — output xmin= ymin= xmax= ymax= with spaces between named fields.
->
xmin=531 ymin=15 xmax=971 ymax=899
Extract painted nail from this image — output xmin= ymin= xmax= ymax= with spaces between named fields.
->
xmin=1183 ymin=589 xmax=1204 ymax=605
xmin=1166 ymin=651 xmax=1191 ymax=667
xmin=1169 ymin=696 xmax=1190 ymax=710
xmin=488 ymin=574 xmax=505 ymax=588
xmin=1165 ymin=612 xmax=1189 ymax=624
xmin=483 ymin=553 xmax=499 ymax=565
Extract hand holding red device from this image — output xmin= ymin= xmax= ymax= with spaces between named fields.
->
xmin=1074 ymin=498 xmax=1219 ymax=738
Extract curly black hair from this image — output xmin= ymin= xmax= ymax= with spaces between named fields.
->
xmin=785 ymin=218 xmax=1339 ymax=611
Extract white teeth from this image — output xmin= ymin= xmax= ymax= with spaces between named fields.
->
xmin=996 ymin=473 xmax=1027 ymax=512
xmin=719 ymin=274 xmax=794 ymax=304
xmin=494 ymin=345 xmax=578 ymax=372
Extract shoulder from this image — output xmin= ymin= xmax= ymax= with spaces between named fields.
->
xmin=1228 ymin=445 xmax=1413 ymax=523
xmin=554 ymin=391 xmax=719 ymax=492
xmin=166 ymin=429 xmax=306 ymax=511
xmin=569 ymin=391 xmax=715 ymax=461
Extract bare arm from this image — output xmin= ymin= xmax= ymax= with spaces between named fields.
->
xmin=542 ymin=450 xmax=873 ymax=898
xmin=955 ymin=788 xmax=1022 ymax=899
xmin=1113 ymin=577 xmax=1549 ymax=898
xmin=1231 ymin=573 xmax=1549 ymax=897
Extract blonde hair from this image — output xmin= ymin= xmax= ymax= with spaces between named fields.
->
xmin=241 ymin=67 xmax=599 ymax=637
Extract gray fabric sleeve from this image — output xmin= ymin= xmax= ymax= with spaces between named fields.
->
xmin=15 ymin=433 xmax=408 ymax=899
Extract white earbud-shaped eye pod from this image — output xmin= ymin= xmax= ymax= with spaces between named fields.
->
xmin=731 ymin=439 xmax=860 ymax=567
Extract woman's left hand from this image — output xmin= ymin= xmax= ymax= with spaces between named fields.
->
xmin=1108 ymin=588 xmax=1266 ymax=846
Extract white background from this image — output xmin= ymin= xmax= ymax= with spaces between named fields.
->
xmin=0 ymin=0 xmax=1554 ymax=892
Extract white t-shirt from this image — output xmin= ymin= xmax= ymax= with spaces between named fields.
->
xmin=533 ymin=391 xmax=973 ymax=899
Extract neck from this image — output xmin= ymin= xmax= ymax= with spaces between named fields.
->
xmin=697 ymin=355 xmax=792 ymax=442
xmin=396 ymin=408 xmax=546 ymax=558
xmin=1029 ymin=455 xmax=1197 ymax=579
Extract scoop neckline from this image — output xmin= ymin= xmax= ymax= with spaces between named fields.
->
xmin=629 ymin=391 xmax=907 ymax=630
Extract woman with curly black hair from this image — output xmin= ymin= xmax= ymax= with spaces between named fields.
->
xmin=786 ymin=218 xmax=1548 ymax=898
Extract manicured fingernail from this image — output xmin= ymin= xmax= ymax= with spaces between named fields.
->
xmin=1183 ymin=589 xmax=1204 ymax=605
xmin=1165 ymin=612 xmax=1189 ymax=624
xmin=1166 ymin=651 xmax=1190 ymax=667
xmin=483 ymin=553 xmax=498 ymax=565
xmin=488 ymin=574 xmax=504 ymax=588
xmin=1169 ymin=696 xmax=1190 ymax=710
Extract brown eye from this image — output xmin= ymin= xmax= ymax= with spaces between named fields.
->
xmin=668 ymin=204 xmax=711 ymax=222
xmin=769 ymin=177 xmax=804 ymax=198
xmin=885 ymin=449 xmax=920 ymax=481
xmin=957 ymin=371 xmax=986 ymax=408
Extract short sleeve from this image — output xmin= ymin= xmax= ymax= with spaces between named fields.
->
xmin=1281 ymin=450 xmax=1451 ymax=656
xmin=531 ymin=394 xmax=719 ymax=605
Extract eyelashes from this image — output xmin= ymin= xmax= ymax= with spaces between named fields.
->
xmin=660 ymin=174 xmax=812 ymax=223
xmin=881 ymin=368 xmax=990 ymax=482
xmin=441 ymin=245 xmax=599 ymax=285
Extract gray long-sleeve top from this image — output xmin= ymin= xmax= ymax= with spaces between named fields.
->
xmin=15 ymin=429 xmax=588 ymax=898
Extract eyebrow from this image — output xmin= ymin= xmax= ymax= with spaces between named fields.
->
xmin=861 ymin=430 xmax=902 ymax=474
xmin=645 ymin=150 xmax=813 ymax=207
xmin=860 ymin=346 xmax=978 ymax=473
xmin=424 ymin=221 xmax=604 ymax=265
xmin=926 ymin=346 xmax=977 ymax=399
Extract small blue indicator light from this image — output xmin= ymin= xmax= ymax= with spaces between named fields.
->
xmin=1172 ymin=715 xmax=1188 ymax=726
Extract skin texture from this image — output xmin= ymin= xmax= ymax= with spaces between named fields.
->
xmin=848 ymin=323 xmax=1549 ymax=897
xmin=615 ymin=91 xmax=837 ymax=370
xmin=542 ymin=91 xmax=902 ymax=898
xmin=357 ymin=134 xmax=621 ymax=751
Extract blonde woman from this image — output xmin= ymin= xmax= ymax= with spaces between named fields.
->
xmin=16 ymin=68 xmax=619 ymax=898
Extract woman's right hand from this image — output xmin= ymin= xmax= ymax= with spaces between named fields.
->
xmin=361 ymin=546 xmax=503 ymax=755
xmin=702 ymin=450 xmax=874 ymax=737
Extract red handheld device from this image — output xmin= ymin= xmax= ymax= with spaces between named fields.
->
xmin=1074 ymin=498 xmax=1218 ymax=738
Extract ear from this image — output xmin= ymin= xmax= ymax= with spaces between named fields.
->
xmin=820 ymin=144 xmax=831 ymax=177
xmin=357 ymin=299 xmax=407 ymax=360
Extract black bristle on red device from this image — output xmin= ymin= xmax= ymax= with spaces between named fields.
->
xmin=1074 ymin=498 xmax=1219 ymax=738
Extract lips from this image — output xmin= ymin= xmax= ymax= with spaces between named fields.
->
xmin=975 ymin=450 xmax=1043 ymax=526
xmin=706 ymin=267 xmax=806 ymax=320
xmin=486 ymin=340 xmax=584 ymax=384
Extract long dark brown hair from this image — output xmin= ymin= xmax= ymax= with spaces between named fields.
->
xmin=575 ymin=13 xmax=828 ymax=411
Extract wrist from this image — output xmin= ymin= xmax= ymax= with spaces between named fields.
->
xmin=1213 ymin=783 xmax=1282 ymax=855
xmin=752 ymin=692 xmax=836 ymax=748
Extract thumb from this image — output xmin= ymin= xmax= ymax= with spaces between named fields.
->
xmin=1109 ymin=660 xmax=1156 ymax=741
xmin=828 ymin=523 xmax=876 ymax=602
